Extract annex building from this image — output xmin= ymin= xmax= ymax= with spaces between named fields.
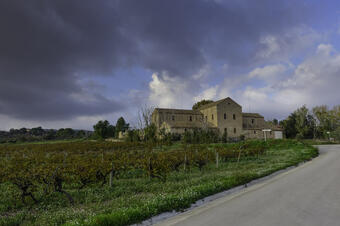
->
xmin=151 ymin=97 xmax=283 ymax=140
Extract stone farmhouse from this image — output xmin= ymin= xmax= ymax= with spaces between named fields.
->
xmin=151 ymin=97 xmax=283 ymax=140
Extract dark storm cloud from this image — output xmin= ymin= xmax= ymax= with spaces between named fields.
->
xmin=0 ymin=0 xmax=309 ymax=120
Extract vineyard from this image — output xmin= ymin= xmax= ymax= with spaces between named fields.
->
xmin=0 ymin=140 xmax=318 ymax=226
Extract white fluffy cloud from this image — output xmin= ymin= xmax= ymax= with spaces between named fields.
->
xmin=194 ymin=85 xmax=218 ymax=102
xmin=187 ymin=43 xmax=340 ymax=120
xmin=256 ymin=26 xmax=322 ymax=62
xmin=244 ymin=43 xmax=340 ymax=118
xmin=248 ymin=63 xmax=290 ymax=83
xmin=148 ymin=73 xmax=196 ymax=109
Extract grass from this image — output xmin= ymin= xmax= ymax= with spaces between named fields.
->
xmin=0 ymin=140 xmax=318 ymax=226
xmin=300 ymin=139 xmax=340 ymax=145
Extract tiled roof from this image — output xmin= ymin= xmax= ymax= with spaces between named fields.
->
xmin=154 ymin=108 xmax=202 ymax=115
xmin=198 ymin=97 xmax=241 ymax=110
xmin=242 ymin=113 xmax=264 ymax=118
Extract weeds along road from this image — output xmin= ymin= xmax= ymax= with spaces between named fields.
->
xmin=156 ymin=145 xmax=340 ymax=226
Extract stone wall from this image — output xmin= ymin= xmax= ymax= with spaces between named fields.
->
xmin=214 ymin=99 xmax=242 ymax=137
xmin=151 ymin=97 xmax=283 ymax=140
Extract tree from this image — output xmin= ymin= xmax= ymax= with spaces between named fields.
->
xmin=281 ymin=105 xmax=315 ymax=139
xmin=76 ymin=130 xmax=86 ymax=138
xmin=125 ymin=130 xmax=141 ymax=142
xmin=93 ymin=120 xmax=111 ymax=139
xmin=294 ymin=105 xmax=313 ymax=139
xmin=280 ymin=113 xmax=297 ymax=139
xmin=272 ymin=119 xmax=279 ymax=125
xmin=44 ymin=130 xmax=56 ymax=140
xmin=313 ymin=105 xmax=340 ymax=138
xmin=107 ymin=125 xmax=115 ymax=138
xmin=115 ymin=117 xmax=129 ymax=138
xmin=332 ymin=127 xmax=340 ymax=141
xmin=192 ymin=99 xmax=214 ymax=110
xmin=137 ymin=105 xmax=155 ymax=129
xmin=30 ymin=127 xmax=44 ymax=136
xmin=144 ymin=124 xmax=157 ymax=143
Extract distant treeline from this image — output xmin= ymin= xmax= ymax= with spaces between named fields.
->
xmin=0 ymin=127 xmax=92 ymax=144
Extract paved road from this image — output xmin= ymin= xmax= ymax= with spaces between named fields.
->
xmin=156 ymin=145 xmax=340 ymax=226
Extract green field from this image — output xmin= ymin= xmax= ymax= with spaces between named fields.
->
xmin=0 ymin=140 xmax=318 ymax=226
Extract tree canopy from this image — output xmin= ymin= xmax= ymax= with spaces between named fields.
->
xmin=280 ymin=104 xmax=340 ymax=140
xmin=192 ymin=99 xmax=214 ymax=110
xmin=93 ymin=120 xmax=115 ymax=139
xmin=115 ymin=117 xmax=129 ymax=138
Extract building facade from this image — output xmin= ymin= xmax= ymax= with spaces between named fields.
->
xmin=151 ymin=97 xmax=283 ymax=140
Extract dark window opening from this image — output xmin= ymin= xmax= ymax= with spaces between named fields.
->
xmin=254 ymin=130 xmax=256 ymax=134
xmin=189 ymin=116 xmax=192 ymax=121
xmin=224 ymin=113 xmax=226 ymax=119
xmin=251 ymin=119 xmax=254 ymax=124
xmin=234 ymin=128 xmax=236 ymax=134
xmin=224 ymin=128 xmax=227 ymax=133
xmin=205 ymin=116 xmax=207 ymax=121
xmin=184 ymin=128 xmax=187 ymax=132
xmin=212 ymin=114 xmax=214 ymax=120
xmin=233 ymin=114 xmax=236 ymax=120
xmin=172 ymin=115 xmax=175 ymax=121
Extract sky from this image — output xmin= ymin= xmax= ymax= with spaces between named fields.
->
xmin=0 ymin=0 xmax=340 ymax=131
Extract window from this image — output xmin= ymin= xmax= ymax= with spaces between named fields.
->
xmin=224 ymin=113 xmax=227 ymax=119
xmin=224 ymin=128 xmax=227 ymax=133
xmin=254 ymin=130 xmax=256 ymax=134
xmin=233 ymin=114 xmax=236 ymax=120
xmin=172 ymin=115 xmax=175 ymax=121
xmin=270 ymin=131 xmax=272 ymax=135
xmin=212 ymin=114 xmax=214 ymax=120
xmin=184 ymin=128 xmax=187 ymax=132
xmin=205 ymin=116 xmax=207 ymax=121
xmin=189 ymin=116 xmax=192 ymax=121
xmin=251 ymin=119 xmax=254 ymax=124
xmin=234 ymin=128 xmax=236 ymax=134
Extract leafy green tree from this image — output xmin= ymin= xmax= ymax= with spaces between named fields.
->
xmin=332 ymin=127 xmax=340 ymax=141
xmin=19 ymin=128 xmax=28 ymax=134
xmin=44 ymin=130 xmax=56 ymax=140
xmin=192 ymin=99 xmax=214 ymax=110
xmin=64 ymin=128 xmax=75 ymax=138
xmin=280 ymin=113 xmax=298 ymax=138
xmin=144 ymin=124 xmax=157 ymax=143
xmin=30 ymin=127 xmax=44 ymax=136
xmin=125 ymin=130 xmax=141 ymax=142
xmin=56 ymin=128 xmax=75 ymax=139
xmin=281 ymin=105 xmax=315 ymax=139
xmin=313 ymin=105 xmax=339 ymax=138
xmin=115 ymin=117 xmax=129 ymax=138
xmin=93 ymin=120 xmax=111 ymax=139
xmin=272 ymin=118 xmax=279 ymax=125
xmin=76 ymin=130 xmax=86 ymax=138
xmin=107 ymin=125 xmax=115 ymax=138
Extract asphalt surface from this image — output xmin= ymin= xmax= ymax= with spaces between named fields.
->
xmin=156 ymin=145 xmax=340 ymax=226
